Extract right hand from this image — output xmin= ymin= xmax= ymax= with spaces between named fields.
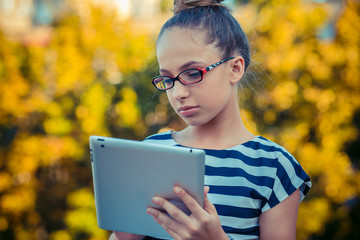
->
xmin=111 ymin=232 xmax=145 ymax=240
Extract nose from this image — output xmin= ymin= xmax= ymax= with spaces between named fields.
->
xmin=170 ymin=80 xmax=189 ymax=101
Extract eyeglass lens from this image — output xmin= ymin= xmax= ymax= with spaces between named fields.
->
xmin=154 ymin=69 xmax=202 ymax=90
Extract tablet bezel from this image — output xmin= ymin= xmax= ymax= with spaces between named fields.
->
xmin=89 ymin=135 xmax=205 ymax=239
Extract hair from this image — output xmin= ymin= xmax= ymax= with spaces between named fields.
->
xmin=157 ymin=0 xmax=271 ymax=114
xmin=157 ymin=0 xmax=251 ymax=71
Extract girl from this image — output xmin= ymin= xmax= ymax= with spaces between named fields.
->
xmin=112 ymin=0 xmax=311 ymax=239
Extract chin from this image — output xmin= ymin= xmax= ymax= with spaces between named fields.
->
xmin=182 ymin=117 xmax=211 ymax=127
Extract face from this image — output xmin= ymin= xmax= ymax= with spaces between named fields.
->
xmin=156 ymin=28 xmax=238 ymax=127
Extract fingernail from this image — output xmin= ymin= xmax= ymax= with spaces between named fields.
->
xmin=174 ymin=187 xmax=181 ymax=194
xmin=147 ymin=208 xmax=153 ymax=214
xmin=152 ymin=197 xmax=160 ymax=203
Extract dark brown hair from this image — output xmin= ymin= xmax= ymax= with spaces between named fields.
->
xmin=157 ymin=0 xmax=251 ymax=71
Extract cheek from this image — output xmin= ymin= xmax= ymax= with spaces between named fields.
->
xmin=203 ymin=73 xmax=231 ymax=96
xmin=166 ymin=91 xmax=176 ymax=108
xmin=203 ymin=77 xmax=232 ymax=104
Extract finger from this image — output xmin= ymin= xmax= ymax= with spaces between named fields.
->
xmin=147 ymin=207 xmax=182 ymax=239
xmin=203 ymin=186 xmax=217 ymax=214
xmin=149 ymin=196 xmax=190 ymax=226
xmin=174 ymin=186 xmax=205 ymax=218
xmin=113 ymin=231 xmax=144 ymax=240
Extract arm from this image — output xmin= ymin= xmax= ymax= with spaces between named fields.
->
xmin=259 ymin=189 xmax=300 ymax=240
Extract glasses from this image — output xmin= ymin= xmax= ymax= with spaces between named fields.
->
xmin=152 ymin=57 xmax=234 ymax=91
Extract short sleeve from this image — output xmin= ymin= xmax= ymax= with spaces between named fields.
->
xmin=261 ymin=153 xmax=311 ymax=213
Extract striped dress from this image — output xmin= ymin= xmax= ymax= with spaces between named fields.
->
xmin=143 ymin=131 xmax=311 ymax=240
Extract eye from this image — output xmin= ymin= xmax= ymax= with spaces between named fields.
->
xmin=188 ymin=72 xmax=199 ymax=78
xmin=164 ymin=78 xmax=173 ymax=84
xmin=181 ymin=69 xmax=201 ymax=82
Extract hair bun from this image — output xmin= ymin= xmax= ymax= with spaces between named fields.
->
xmin=173 ymin=0 xmax=225 ymax=15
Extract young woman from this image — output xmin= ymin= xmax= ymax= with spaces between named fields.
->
xmin=111 ymin=0 xmax=311 ymax=239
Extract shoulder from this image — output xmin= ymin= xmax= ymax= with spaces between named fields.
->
xmin=231 ymin=136 xmax=303 ymax=171
xmin=212 ymin=136 xmax=296 ymax=168
xmin=243 ymin=136 xmax=294 ymax=158
xmin=143 ymin=130 xmax=175 ymax=145
xmin=248 ymin=137 xmax=311 ymax=211
xmin=248 ymin=136 xmax=310 ymax=185
xmin=251 ymin=137 xmax=308 ymax=180
xmin=144 ymin=130 xmax=172 ymax=140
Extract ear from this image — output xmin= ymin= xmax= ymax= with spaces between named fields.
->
xmin=230 ymin=56 xmax=245 ymax=84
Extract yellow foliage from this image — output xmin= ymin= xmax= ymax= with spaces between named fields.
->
xmin=0 ymin=0 xmax=359 ymax=239
xmin=7 ymin=155 xmax=38 ymax=175
xmin=319 ymin=43 xmax=346 ymax=66
xmin=65 ymin=188 xmax=107 ymax=238
xmin=0 ymin=188 xmax=36 ymax=215
xmin=271 ymin=81 xmax=298 ymax=110
xmin=65 ymin=209 xmax=97 ymax=230
xmin=0 ymin=76 xmax=29 ymax=118
xmin=0 ymin=1 xmax=153 ymax=239
xmin=27 ymin=212 xmax=41 ymax=226
xmin=49 ymin=230 xmax=72 ymax=240
xmin=241 ymin=1 xmax=360 ymax=238
xmin=303 ymin=86 xmax=319 ymax=103
xmin=44 ymin=117 xmax=73 ymax=135
xmin=240 ymin=109 xmax=260 ymax=136
xmin=0 ymin=217 xmax=9 ymax=231
xmin=297 ymin=198 xmax=331 ymax=239
xmin=316 ymin=89 xmax=336 ymax=112
xmin=322 ymin=152 xmax=357 ymax=202
xmin=116 ymin=87 xmax=141 ymax=127
xmin=298 ymin=143 xmax=321 ymax=175
xmin=79 ymin=83 xmax=111 ymax=135
xmin=278 ymin=123 xmax=309 ymax=153
xmin=67 ymin=188 xmax=96 ymax=209
xmin=306 ymin=53 xmax=332 ymax=81
xmin=6 ymin=135 xmax=84 ymax=171
xmin=263 ymin=109 xmax=276 ymax=124
xmin=45 ymin=102 xmax=63 ymax=117
xmin=13 ymin=226 xmax=36 ymax=240
xmin=0 ymin=172 xmax=12 ymax=192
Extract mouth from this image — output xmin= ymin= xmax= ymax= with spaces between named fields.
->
xmin=178 ymin=106 xmax=199 ymax=117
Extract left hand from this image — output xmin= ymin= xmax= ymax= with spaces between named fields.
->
xmin=146 ymin=186 xmax=229 ymax=240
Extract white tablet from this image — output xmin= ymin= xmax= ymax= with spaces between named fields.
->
xmin=89 ymin=135 xmax=205 ymax=239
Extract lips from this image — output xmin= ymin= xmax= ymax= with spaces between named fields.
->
xmin=178 ymin=106 xmax=199 ymax=117
xmin=178 ymin=106 xmax=197 ymax=111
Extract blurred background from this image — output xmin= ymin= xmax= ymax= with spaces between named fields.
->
xmin=0 ymin=0 xmax=359 ymax=239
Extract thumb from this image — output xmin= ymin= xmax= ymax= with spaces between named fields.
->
xmin=203 ymin=186 xmax=217 ymax=214
xmin=204 ymin=185 xmax=210 ymax=198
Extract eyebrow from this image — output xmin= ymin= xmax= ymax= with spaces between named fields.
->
xmin=159 ymin=60 xmax=205 ymax=74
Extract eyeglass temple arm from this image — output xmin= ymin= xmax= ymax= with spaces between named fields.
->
xmin=204 ymin=57 xmax=234 ymax=73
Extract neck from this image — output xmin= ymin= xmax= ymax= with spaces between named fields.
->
xmin=176 ymin=98 xmax=255 ymax=149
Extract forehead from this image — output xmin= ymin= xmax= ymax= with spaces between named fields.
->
xmin=156 ymin=28 xmax=220 ymax=69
